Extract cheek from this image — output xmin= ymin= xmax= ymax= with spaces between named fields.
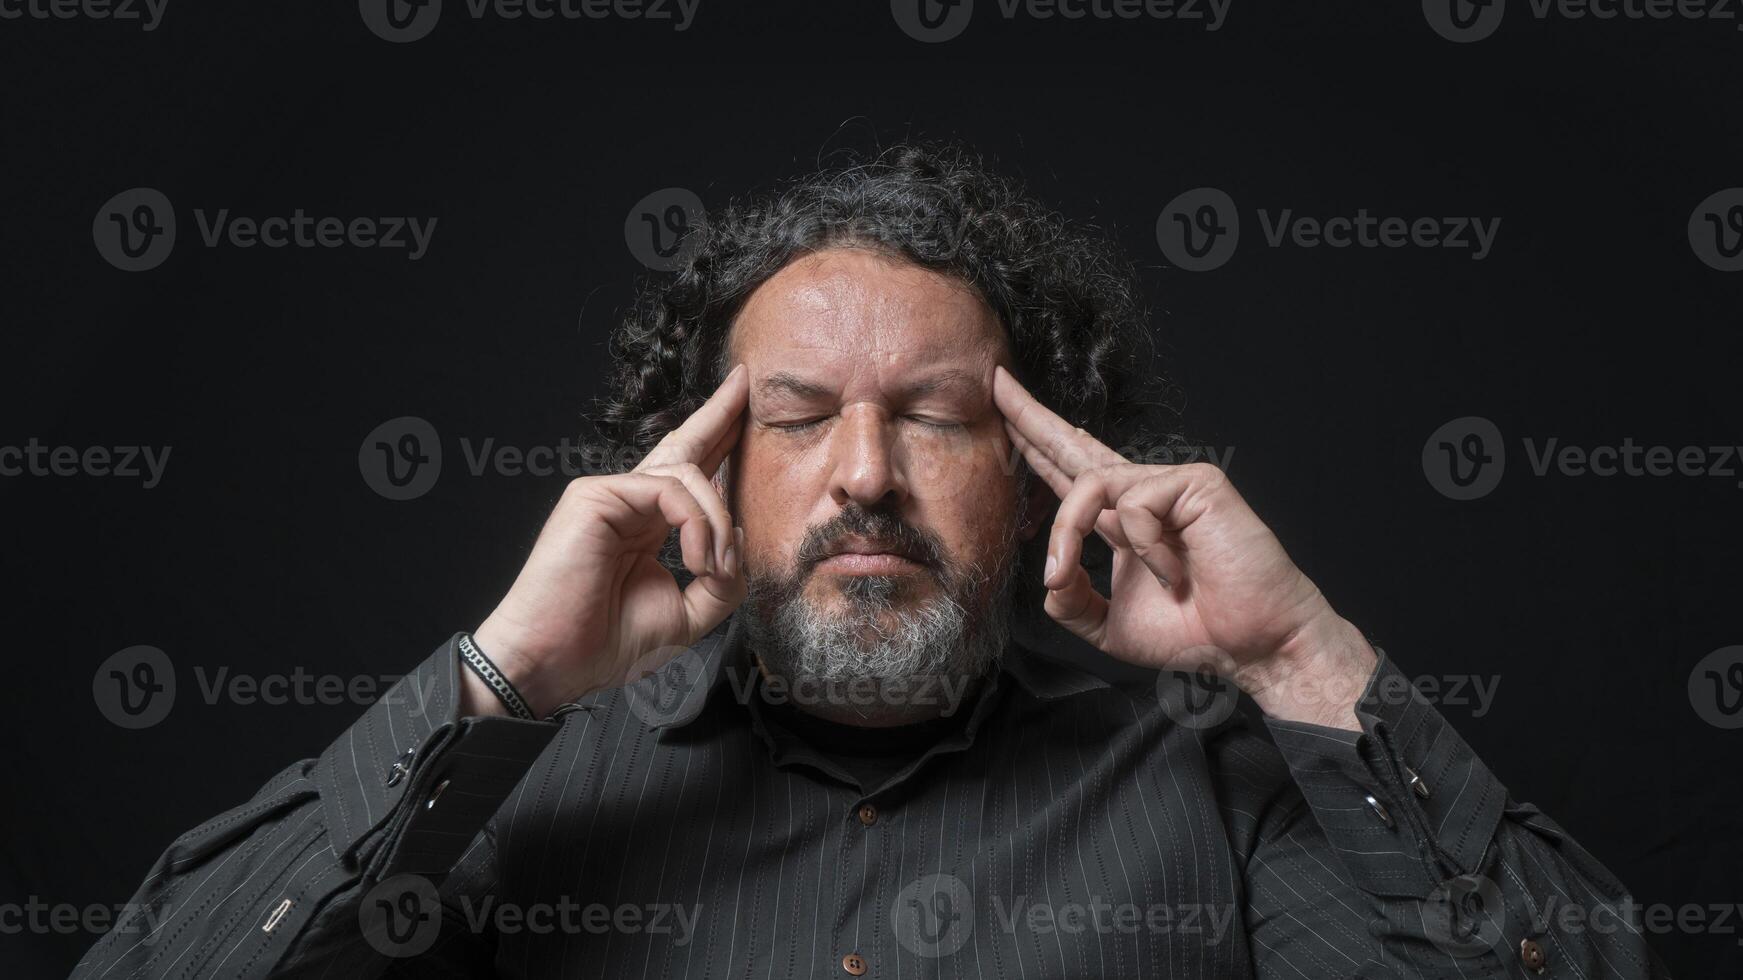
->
xmin=902 ymin=430 xmax=1021 ymax=557
xmin=732 ymin=433 xmax=830 ymax=559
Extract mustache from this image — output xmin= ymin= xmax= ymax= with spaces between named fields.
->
xmin=794 ymin=505 xmax=945 ymax=571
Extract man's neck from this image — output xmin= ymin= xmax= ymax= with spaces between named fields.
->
xmin=750 ymin=655 xmax=986 ymax=727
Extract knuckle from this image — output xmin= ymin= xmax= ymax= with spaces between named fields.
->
xmin=1115 ymin=493 xmax=1150 ymax=517
xmin=1184 ymin=461 xmax=1227 ymax=488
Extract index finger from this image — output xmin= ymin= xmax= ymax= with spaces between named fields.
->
xmin=992 ymin=364 xmax=1124 ymax=478
xmin=637 ymin=363 xmax=750 ymax=473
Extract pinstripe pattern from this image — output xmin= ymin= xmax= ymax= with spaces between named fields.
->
xmin=72 ymin=617 xmax=1671 ymax=978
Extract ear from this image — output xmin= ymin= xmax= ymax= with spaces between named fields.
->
xmin=713 ymin=456 xmax=735 ymax=512
xmin=1018 ymin=472 xmax=1056 ymax=542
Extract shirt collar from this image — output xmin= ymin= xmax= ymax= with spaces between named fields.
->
xmin=649 ymin=612 xmax=1110 ymax=732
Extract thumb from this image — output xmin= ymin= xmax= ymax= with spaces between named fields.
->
xmin=1043 ymin=560 xmax=1110 ymax=649
xmin=681 ymin=526 xmax=747 ymax=643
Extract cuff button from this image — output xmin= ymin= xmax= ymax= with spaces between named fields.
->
xmin=1364 ymin=793 xmax=1394 ymax=828
xmin=385 ymin=749 xmax=415 ymax=787
xmin=1405 ymin=766 xmax=1431 ymax=799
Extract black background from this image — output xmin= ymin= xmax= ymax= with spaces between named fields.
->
xmin=3 ymin=2 xmax=1741 ymax=976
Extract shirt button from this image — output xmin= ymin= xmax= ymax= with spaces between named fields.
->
xmin=1405 ymin=765 xmax=1431 ymax=799
xmin=1519 ymin=937 xmax=1547 ymax=974
xmin=385 ymin=749 xmax=415 ymax=787
xmin=841 ymin=952 xmax=868 ymax=975
xmin=1364 ymin=793 xmax=1394 ymax=828
xmin=857 ymin=804 xmax=878 ymax=827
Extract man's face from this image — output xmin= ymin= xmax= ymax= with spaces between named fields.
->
xmin=724 ymin=247 xmax=1031 ymax=699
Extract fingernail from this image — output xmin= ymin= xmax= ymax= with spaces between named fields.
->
xmin=1043 ymin=554 xmax=1057 ymax=587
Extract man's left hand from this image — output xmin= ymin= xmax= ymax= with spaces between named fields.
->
xmin=993 ymin=365 xmax=1377 ymax=729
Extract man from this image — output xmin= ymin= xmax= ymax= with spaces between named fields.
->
xmin=74 ymin=144 xmax=1668 ymax=978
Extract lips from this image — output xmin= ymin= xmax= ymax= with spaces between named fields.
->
xmin=821 ymin=536 xmax=922 ymax=562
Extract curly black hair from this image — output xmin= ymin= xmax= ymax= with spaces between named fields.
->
xmin=590 ymin=141 xmax=1182 ymax=473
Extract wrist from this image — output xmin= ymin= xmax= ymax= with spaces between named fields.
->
xmin=468 ymin=620 xmax=576 ymax=719
xmin=1239 ymin=614 xmax=1377 ymax=730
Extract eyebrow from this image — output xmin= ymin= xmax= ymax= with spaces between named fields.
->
xmin=754 ymin=368 xmax=983 ymax=402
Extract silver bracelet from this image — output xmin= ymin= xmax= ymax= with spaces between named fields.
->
xmin=458 ymin=633 xmax=537 ymax=721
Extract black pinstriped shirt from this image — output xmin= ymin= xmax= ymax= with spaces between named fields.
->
xmin=72 ymin=614 xmax=1670 ymax=978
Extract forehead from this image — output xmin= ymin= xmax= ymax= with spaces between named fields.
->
xmin=728 ymin=248 xmax=1006 ymax=381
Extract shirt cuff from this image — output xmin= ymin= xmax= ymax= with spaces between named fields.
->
xmin=313 ymin=632 xmax=560 ymax=878
xmin=1263 ymin=647 xmax=1507 ymax=900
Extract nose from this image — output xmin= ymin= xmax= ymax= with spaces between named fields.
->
xmin=827 ymin=404 xmax=908 ymax=509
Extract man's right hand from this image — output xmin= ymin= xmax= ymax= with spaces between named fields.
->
xmin=465 ymin=364 xmax=750 ymax=718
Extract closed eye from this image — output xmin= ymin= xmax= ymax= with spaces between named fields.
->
xmin=905 ymin=415 xmax=962 ymax=430
xmin=767 ymin=417 xmax=827 ymax=432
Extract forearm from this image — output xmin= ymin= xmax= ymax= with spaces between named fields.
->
xmin=1252 ymin=645 xmax=1670 ymax=977
xmin=71 ymin=634 xmax=559 ymax=978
